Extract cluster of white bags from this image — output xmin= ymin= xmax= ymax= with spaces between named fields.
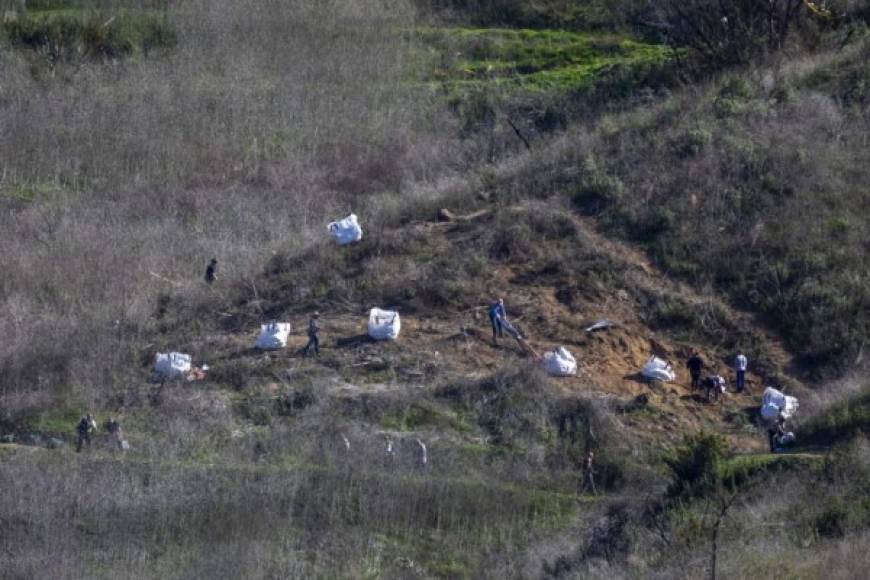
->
xmin=542 ymin=347 xmax=577 ymax=377
xmin=760 ymin=387 xmax=799 ymax=422
xmin=642 ymin=356 xmax=675 ymax=382
xmin=256 ymin=322 xmax=292 ymax=350
xmin=153 ymin=352 xmax=192 ymax=380
xmin=328 ymin=214 xmax=363 ymax=246
xmin=368 ymin=308 xmax=400 ymax=341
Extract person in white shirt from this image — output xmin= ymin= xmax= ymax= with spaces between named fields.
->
xmin=734 ymin=351 xmax=748 ymax=393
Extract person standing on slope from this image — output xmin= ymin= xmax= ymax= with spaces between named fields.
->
xmin=204 ymin=258 xmax=218 ymax=284
xmin=580 ymin=450 xmax=597 ymax=495
xmin=489 ymin=298 xmax=507 ymax=345
xmin=686 ymin=351 xmax=704 ymax=391
xmin=76 ymin=414 xmax=96 ymax=453
xmin=734 ymin=350 xmax=748 ymax=393
xmin=304 ymin=312 xmax=320 ymax=357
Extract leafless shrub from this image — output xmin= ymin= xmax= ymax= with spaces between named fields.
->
xmin=655 ymin=0 xmax=828 ymax=70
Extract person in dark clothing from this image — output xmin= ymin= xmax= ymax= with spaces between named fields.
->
xmin=704 ymin=375 xmax=726 ymax=404
xmin=686 ymin=351 xmax=704 ymax=390
xmin=488 ymin=298 xmax=507 ymax=344
xmin=204 ymin=258 xmax=218 ymax=284
xmin=104 ymin=417 xmax=124 ymax=450
xmin=768 ymin=414 xmax=786 ymax=452
xmin=304 ymin=312 xmax=320 ymax=356
xmin=76 ymin=414 xmax=94 ymax=452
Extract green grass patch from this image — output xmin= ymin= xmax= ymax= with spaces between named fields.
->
xmin=2 ymin=5 xmax=176 ymax=60
xmin=0 ymin=180 xmax=66 ymax=202
xmin=718 ymin=453 xmax=825 ymax=483
xmin=24 ymin=407 xmax=83 ymax=434
xmin=379 ymin=403 xmax=476 ymax=433
xmin=421 ymin=27 xmax=672 ymax=98
xmin=461 ymin=441 xmax=510 ymax=459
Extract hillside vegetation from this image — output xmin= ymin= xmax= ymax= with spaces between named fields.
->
xmin=1 ymin=0 xmax=870 ymax=578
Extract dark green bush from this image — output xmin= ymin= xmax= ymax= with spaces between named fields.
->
xmin=572 ymin=172 xmax=622 ymax=216
xmin=673 ymin=127 xmax=712 ymax=157
xmin=814 ymin=495 xmax=870 ymax=538
xmin=799 ymin=389 xmax=870 ymax=447
xmin=665 ymin=431 xmax=728 ymax=498
xmin=3 ymin=9 xmax=176 ymax=61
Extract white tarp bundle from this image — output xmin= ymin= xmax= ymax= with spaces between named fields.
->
xmin=585 ymin=319 xmax=615 ymax=332
xmin=368 ymin=308 xmax=400 ymax=341
xmin=642 ymin=356 xmax=675 ymax=382
xmin=256 ymin=322 xmax=291 ymax=350
xmin=542 ymin=347 xmax=577 ymax=377
xmin=328 ymin=213 xmax=363 ymax=246
xmin=760 ymin=387 xmax=799 ymax=422
xmin=154 ymin=352 xmax=192 ymax=380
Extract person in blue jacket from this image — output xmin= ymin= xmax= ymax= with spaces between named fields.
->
xmin=489 ymin=298 xmax=507 ymax=344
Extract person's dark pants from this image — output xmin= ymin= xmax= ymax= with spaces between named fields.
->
xmin=736 ymin=370 xmax=746 ymax=393
xmin=690 ymin=371 xmax=701 ymax=390
xmin=76 ymin=433 xmax=90 ymax=453
xmin=768 ymin=430 xmax=778 ymax=452
xmin=304 ymin=335 xmax=319 ymax=356
xmin=491 ymin=318 xmax=503 ymax=341
xmin=581 ymin=470 xmax=597 ymax=495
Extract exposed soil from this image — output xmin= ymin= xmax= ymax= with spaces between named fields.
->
xmin=206 ymin=203 xmax=807 ymax=454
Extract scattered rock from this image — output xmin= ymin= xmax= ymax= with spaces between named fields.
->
xmin=46 ymin=438 xmax=65 ymax=449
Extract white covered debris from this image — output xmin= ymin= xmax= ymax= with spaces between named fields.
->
xmin=542 ymin=347 xmax=577 ymax=377
xmin=585 ymin=319 xmax=615 ymax=332
xmin=760 ymin=387 xmax=799 ymax=422
xmin=368 ymin=308 xmax=400 ymax=341
xmin=256 ymin=322 xmax=292 ymax=350
xmin=328 ymin=213 xmax=363 ymax=246
xmin=642 ymin=356 xmax=675 ymax=382
xmin=153 ymin=352 xmax=192 ymax=380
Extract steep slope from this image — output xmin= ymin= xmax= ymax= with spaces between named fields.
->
xmin=181 ymin=198 xmax=810 ymax=457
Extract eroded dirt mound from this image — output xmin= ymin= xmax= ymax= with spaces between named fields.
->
xmin=206 ymin=202 xmax=805 ymax=453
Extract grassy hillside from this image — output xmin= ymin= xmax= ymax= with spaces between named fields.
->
xmin=438 ymin=37 xmax=870 ymax=375
xmin=2 ymin=0 xmax=870 ymax=578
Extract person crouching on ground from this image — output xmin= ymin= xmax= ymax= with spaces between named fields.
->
xmin=705 ymin=375 xmax=726 ymax=404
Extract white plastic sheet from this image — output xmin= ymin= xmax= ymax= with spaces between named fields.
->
xmin=542 ymin=347 xmax=577 ymax=377
xmin=641 ymin=356 xmax=675 ymax=382
xmin=256 ymin=322 xmax=291 ymax=349
xmin=585 ymin=319 xmax=614 ymax=332
xmin=368 ymin=308 xmax=400 ymax=341
xmin=154 ymin=352 xmax=192 ymax=380
xmin=761 ymin=387 xmax=799 ymax=421
xmin=328 ymin=213 xmax=363 ymax=246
